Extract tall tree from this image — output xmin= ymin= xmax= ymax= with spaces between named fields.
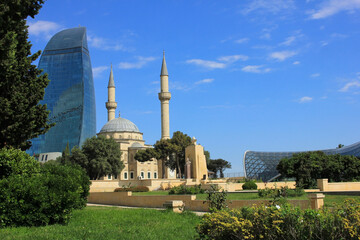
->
xmin=67 ymin=136 xmax=124 ymax=180
xmin=0 ymin=0 xmax=52 ymax=150
xmin=135 ymin=131 xmax=192 ymax=178
xmin=207 ymin=159 xmax=232 ymax=178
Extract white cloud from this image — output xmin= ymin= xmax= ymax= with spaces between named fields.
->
xmin=280 ymin=36 xmax=296 ymax=46
xmin=151 ymin=81 xmax=159 ymax=85
xmin=235 ymin=38 xmax=249 ymax=44
xmin=321 ymin=41 xmax=329 ymax=46
xmin=195 ymin=78 xmax=214 ymax=85
xmin=241 ymin=65 xmax=271 ymax=73
xmin=270 ymin=51 xmax=297 ymax=61
xmin=299 ymin=96 xmax=313 ymax=103
xmin=118 ymin=56 xmax=156 ymax=69
xmin=311 ymin=73 xmax=320 ymax=78
xmin=218 ymin=55 xmax=248 ymax=62
xmin=310 ymin=0 xmax=360 ymax=19
xmin=92 ymin=66 xmax=109 ymax=78
xmin=186 ymin=59 xmax=226 ymax=69
xmin=339 ymin=81 xmax=360 ymax=92
xmin=27 ymin=20 xmax=63 ymax=40
xmin=242 ymin=0 xmax=296 ymax=15
xmin=88 ymin=35 xmax=130 ymax=51
xmin=187 ymin=55 xmax=248 ymax=69
xmin=293 ymin=61 xmax=300 ymax=65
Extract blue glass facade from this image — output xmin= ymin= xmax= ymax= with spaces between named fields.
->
xmin=244 ymin=141 xmax=360 ymax=181
xmin=28 ymin=27 xmax=96 ymax=155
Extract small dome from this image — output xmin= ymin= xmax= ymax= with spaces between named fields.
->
xmin=130 ymin=142 xmax=143 ymax=148
xmin=100 ymin=117 xmax=140 ymax=133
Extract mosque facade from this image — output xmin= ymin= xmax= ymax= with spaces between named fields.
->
xmin=97 ymin=53 xmax=177 ymax=180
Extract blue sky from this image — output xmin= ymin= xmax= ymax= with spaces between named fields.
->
xmin=27 ymin=0 xmax=360 ymax=174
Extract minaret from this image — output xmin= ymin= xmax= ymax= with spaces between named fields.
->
xmin=106 ymin=65 xmax=117 ymax=121
xmin=158 ymin=51 xmax=171 ymax=140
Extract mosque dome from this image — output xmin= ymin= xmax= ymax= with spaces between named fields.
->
xmin=100 ymin=117 xmax=140 ymax=133
xmin=130 ymin=142 xmax=143 ymax=148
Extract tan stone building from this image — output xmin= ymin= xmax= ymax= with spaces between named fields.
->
xmin=97 ymin=53 xmax=207 ymax=183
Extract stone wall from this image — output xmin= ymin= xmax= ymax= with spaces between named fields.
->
xmin=317 ymin=179 xmax=360 ymax=191
xmin=88 ymin=191 xmax=313 ymax=211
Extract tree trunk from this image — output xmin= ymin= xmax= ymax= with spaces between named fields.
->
xmin=176 ymin=155 xmax=181 ymax=179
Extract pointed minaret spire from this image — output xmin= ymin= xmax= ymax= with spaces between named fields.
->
xmin=106 ymin=64 xmax=117 ymax=121
xmin=160 ymin=50 xmax=168 ymax=76
xmin=158 ymin=51 xmax=171 ymax=140
xmin=108 ymin=64 xmax=115 ymax=87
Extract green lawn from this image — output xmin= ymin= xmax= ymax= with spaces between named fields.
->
xmin=133 ymin=191 xmax=360 ymax=206
xmin=0 ymin=207 xmax=200 ymax=240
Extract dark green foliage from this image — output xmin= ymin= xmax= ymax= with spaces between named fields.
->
xmin=0 ymin=0 xmax=53 ymax=150
xmin=65 ymin=136 xmax=124 ymax=180
xmin=258 ymin=186 xmax=305 ymax=198
xmin=0 ymin=148 xmax=90 ymax=227
xmin=207 ymin=158 xmax=231 ymax=178
xmin=136 ymin=131 xmax=192 ymax=178
xmin=204 ymin=185 xmax=228 ymax=212
xmin=134 ymin=148 xmax=160 ymax=162
xmin=114 ymin=186 xmax=149 ymax=192
xmin=242 ymin=180 xmax=258 ymax=190
xmin=168 ymin=184 xmax=204 ymax=195
xmin=277 ymin=151 xmax=360 ymax=188
xmin=0 ymin=148 xmax=40 ymax=179
xmin=41 ymin=163 xmax=90 ymax=209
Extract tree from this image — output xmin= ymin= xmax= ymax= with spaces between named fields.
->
xmin=168 ymin=131 xmax=192 ymax=178
xmin=65 ymin=136 xmax=124 ymax=180
xmin=204 ymin=150 xmax=210 ymax=165
xmin=134 ymin=148 xmax=160 ymax=162
xmin=207 ymin=159 xmax=232 ymax=178
xmin=0 ymin=0 xmax=53 ymax=150
xmin=135 ymin=131 xmax=192 ymax=178
xmin=337 ymin=144 xmax=344 ymax=149
xmin=277 ymin=151 xmax=360 ymax=188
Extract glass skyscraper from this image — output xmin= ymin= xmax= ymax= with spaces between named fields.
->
xmin=28 ymin=27 xmax=96 ymax=155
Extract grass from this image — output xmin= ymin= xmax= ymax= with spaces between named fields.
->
xmin=0 ymin=207 xmax=200 ymax=240
xmin=134 ymin=191 xmax=360 ymax=205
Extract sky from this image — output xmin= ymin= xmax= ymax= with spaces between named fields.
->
xmin=26 ymin=0 xmax=360 ymax=175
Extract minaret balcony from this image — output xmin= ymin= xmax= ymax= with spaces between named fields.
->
xmin=158 ymin=92 xmax=171 ymax=101
xmin=106 ymin=102 xmax=118 ymax=109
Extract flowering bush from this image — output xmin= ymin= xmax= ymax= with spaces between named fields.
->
xmin=197 ymin=199 xmax=360 ymax=240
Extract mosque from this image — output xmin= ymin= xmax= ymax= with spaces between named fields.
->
xmin=97 ymin=53 xmax=208 ymax=182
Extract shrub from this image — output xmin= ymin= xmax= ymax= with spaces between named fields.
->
xmin=204 ymin=185 xmax=228 ymax=213
xmin=114 ymin=186 xmax=149 ymax=192
xmin=0 ymin=149 xmax=91 ymax=227
xmin=0 ymin=148 xmax=40 ymax=179
xmin=41 ymin=163 xmax=91 ymax=209
xmin=168 ymin=185 xmax=204 ymax=195
xmin=258 ymin=186 xmax=305 ymax=198
xmin=242 ymin=180 xmax=257 ymax=190
xmin=197 ymin=199 xmax=360 ymax=240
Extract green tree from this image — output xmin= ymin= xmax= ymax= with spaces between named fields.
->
xmin=207 ymin=159 xmax=232 ymax=178
xmin=204 ymin=150 xmax=210 ymax=165
xmin=66 ymin=136 xmax=124 ymax=180
xmin=277 ymin=151 xmax=360 ymax=188
xmin=0 ymin=0 xmax=53 ymax=150
xmin=134 ymin=148 xmax=160 ymax=162
xmin=135 ymin=131 xmax=192 ymax=178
